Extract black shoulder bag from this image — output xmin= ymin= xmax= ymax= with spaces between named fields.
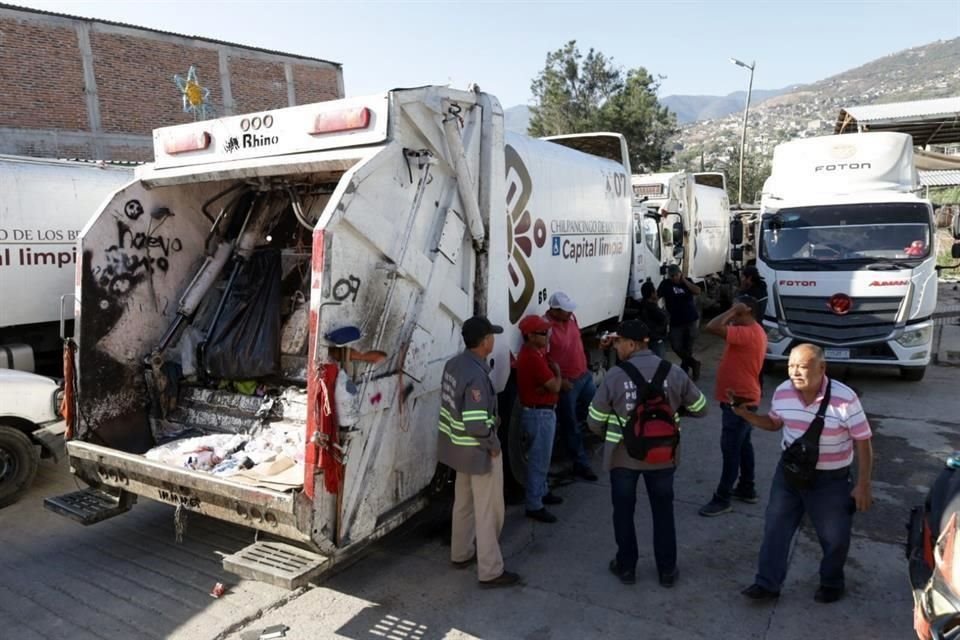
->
xmin=781 ymin=379 xmax=832 ymax=490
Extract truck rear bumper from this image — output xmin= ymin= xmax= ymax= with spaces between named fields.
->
xmin=67 ymin=441 xmax=313 ymax=544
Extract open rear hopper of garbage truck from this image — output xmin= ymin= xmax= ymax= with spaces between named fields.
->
xmin=46 ymin=86 xmax=635 ymax=586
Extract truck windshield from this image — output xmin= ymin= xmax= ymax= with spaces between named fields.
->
xmin=760 ymin=202 xmax=932 ymax=269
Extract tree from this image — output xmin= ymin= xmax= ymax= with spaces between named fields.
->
xmin=719 ymin=150 xmax=771 ymax=205
xmin=529 ymin=41 xmax=678 ymax=172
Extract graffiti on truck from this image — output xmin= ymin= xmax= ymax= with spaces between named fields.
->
xmin=94 ymin=218 xmax=183 ymax=295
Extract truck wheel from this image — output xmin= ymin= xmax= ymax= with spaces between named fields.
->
xmin=900 ymin=367 xmax=926 ymax=382
xmin=0 ymin=425 xmax=40 ymax=508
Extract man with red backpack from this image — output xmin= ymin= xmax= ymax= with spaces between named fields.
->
xmin=587 ymin=320 xmax=708 ymax=588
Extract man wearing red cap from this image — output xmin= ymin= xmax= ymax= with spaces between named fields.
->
xmin=516 ymin=314 xmax=565 ymax=523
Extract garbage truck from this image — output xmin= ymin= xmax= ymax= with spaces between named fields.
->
xmin=630 ymin=171 xmax=737 ymax=309
xmin=46 ymin=86 xmax=687 ymax=586
xmin=0 ymin=156 xmax=132 ymax=508
xmin=754 ymin=132 xmax=936 ymax=381
xmin=0 ymin=155 xmax=133 ymax=373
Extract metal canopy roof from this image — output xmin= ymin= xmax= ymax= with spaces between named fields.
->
xmin=835 ymin=97 xmax=960 ymax=146
xmin=919 ymin=170 xmax=960 ymax=187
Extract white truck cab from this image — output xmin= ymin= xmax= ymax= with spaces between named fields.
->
xmin=758 ymin=132 xmax=935 ymax=380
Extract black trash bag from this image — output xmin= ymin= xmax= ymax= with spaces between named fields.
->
xmin=203 ymin=248 xmax=282 ymax=380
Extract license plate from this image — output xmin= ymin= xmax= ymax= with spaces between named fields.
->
xmin=824 ymin=348 xmax=850 ymax=360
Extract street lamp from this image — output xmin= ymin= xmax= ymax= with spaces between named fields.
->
xmin=730 ymin=57 xmax=755 ymax=205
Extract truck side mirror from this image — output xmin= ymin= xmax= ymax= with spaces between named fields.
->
xmin=952 ymin=243 xmax=960 ymax=259
xmin=671 ymin=222 xmax=683 ymax=246
xmin=953 ymin=212 xmax=960 ymax=240
xmin=673 ymin=245 xmax=684 ymax=261
xmin=730 ymin=218 xmax=744 ymax=245
xmin=731 ymin=246 xmax=744 ymax=262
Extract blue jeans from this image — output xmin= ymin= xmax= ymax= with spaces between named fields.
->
xmin=650 ymin=339 xmax=666 ymax=358
xmin=522 ymin=408 xmax=557 ymax=511
xmin=557 ymin=372 xmax=595 ymax=468
xmin=610 ymin=467 xmax=676 ymax=574
xmin=755 ymin=463 xmax=855 ymax=591
xmin=714 ymin=403 xmax=756 ymax=505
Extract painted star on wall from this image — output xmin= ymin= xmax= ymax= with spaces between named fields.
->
xmin=174 ymin=65 xmax=214 ymax=120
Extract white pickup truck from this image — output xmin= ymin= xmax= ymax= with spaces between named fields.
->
xmin=0 ymin=368 xmax=65 ymax=507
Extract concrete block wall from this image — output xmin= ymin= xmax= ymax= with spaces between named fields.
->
xmin=0 ymin=5 xmax=343 ymax=162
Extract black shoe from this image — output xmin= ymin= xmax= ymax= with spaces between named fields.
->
xmin=542 ymin=492 xmax=564 ymax=505
xmin=691 ymin=360 xmax=702 ymax=382
xmin=479 ymin=570 xmax=521 ymax=588
xmin=525 ymin=508 xmax=558 ymax=523
xmin=732 ymin=487 xmax=759 ymax=504
xmin=659 ymin=568 xmax=679 ymax=588
xmin=451 ymin=553 xmax=476 ymax=569
xmin=574 ymin=465 xmax=598 ymax=482
xmin=698 ymin=498 xmax=732 ymax=517
xmin=814 ymin=585 xmax=845 ymax=603
xmin=741 ymin=583 xmax=780 ymax=601
xmin=608 ymin=559 xmax=636 ymax=585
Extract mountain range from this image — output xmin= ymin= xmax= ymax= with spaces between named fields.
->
xmin=504 ymin=37 xmax=960 ymax=152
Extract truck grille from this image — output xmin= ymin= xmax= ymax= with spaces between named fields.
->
xmin=780 ymin=295 xmax=902 ymax=343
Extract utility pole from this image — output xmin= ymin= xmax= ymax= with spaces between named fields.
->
xmin=730 ymin=57 xmax=755 ymax=205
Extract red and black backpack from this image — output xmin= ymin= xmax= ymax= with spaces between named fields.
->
xmin=617 ymin=360 xmax=678 ymax=464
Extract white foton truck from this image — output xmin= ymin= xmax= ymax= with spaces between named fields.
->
xmin=48 ymin=87 xmax=646 ymax=586
xmin=756 ymin=132 xmax=936 ymax=380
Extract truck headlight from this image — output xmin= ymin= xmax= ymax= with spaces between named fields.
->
xmin=765 ymin=325 xmax=785 ymax=343
xmin=897 ymin=326 xmax=932 ymax=348
xmin=54 ymin=389 xmax=65 ymax=418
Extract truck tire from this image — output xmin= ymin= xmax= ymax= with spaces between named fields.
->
xmin=0 ymin=425 xmax=40 ymax=508
xmin=901 ymin=367 xmax=926 ymax=382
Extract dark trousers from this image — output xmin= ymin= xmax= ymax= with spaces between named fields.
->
xmin=755 ymin=463 xmax=855 ymax=591
xmin=714 ymin=403 xmax=756 ymax=504
xmin=668 ymin=321 xmax=699 ymax=371
xmin=610 ymin=467 xmax=676 ymax=574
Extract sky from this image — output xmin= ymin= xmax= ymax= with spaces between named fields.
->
xmin=8 ymin=0 xmax=960 ymax=108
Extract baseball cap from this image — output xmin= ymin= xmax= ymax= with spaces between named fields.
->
xmin=518 ymin=315 xmax=551 ymax=335
xmin=461 ymin=316 xmax=504 ymax=347
xmin=548 ymin=291 xmax=577 ymax=312
xmin=667 ymin=264 xmax=681 ymax=276
xmin=609 ymin=320 xmax=650 ymax=342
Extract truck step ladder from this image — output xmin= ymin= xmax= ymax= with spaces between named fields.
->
xmin=44 ymin=487 xmax=135 ymax=525
xmin=223 ymin=541 xmax=329 ymax=589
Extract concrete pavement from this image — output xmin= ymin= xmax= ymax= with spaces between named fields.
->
xmin=3 ymin=322 xmax=958 ymax=639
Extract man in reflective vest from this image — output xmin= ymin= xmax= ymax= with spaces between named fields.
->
xmin=438 ymin=316 xmax=521 ymax=588
xmin=588 ymin=320 xmax=708 ymax=588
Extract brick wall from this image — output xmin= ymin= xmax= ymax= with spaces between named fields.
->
xmin=229 ymin=57 xmax=289 ymax=115
xmin=0 ymin=16 xmax=87 ymax=130
xmin=91 ymin=32 xmax=222 ymax=135
xmin=294 ymin=65 xmax=341 ymax=104
xmin=0 ymin=6 xmax=342 ymax=161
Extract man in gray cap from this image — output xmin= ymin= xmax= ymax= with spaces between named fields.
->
xmin=544 ymin=291 xmax=598 ymax=481
xmin=438 ymin=316 xmax=520 ymax=588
